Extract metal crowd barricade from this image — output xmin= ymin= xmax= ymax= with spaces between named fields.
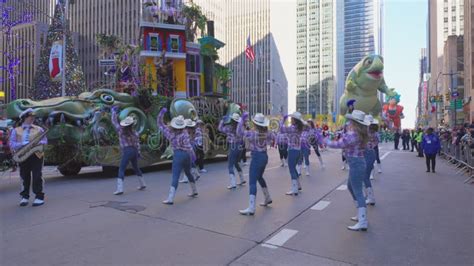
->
xmin=440 ymin=139 xmax=474 ymax=183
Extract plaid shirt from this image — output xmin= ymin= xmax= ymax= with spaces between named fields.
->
xmin=279 ymin=119 xmax=301 ymax=150
xmin=326 ymin=130 xmax=365 ymax=158
xmin=157 ymin=112 xmax=194 ymax=154
xmin=218 ymin=119 xmax=243 ymax=144
xmin=237 ymin=119 xmax=275 ymax=152
xmin=111 ymin=111 xmax=141 ymax=151
xmin=367 ymin=131 xmax=379 ymax=150
xmin=301 ymin=129 xmax=312 ymax=149
xmin=276 ymin=132 xmax=288 ymax=145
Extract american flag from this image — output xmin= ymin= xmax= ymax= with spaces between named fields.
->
xmin=245 ymin=35 xmax=255 ymax=63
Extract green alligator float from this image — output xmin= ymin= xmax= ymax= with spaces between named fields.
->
xmin=3 ymin=89 xmax=241 ymax=176
xmin=339 ymin=55 xmax=397 ymax=122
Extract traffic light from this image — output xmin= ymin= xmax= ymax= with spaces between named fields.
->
xmin=445 ymin=92 xmax=450 ymax=102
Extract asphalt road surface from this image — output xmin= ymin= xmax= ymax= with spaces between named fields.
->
xmin=1 ymin=143 xmax=473 ymax=265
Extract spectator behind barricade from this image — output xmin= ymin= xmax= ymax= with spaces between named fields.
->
xmin=461 ymin=124 xmax=474 ymax=148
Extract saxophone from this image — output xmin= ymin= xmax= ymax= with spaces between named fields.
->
xmin=13 ymin=128 xmax=49 ymax=163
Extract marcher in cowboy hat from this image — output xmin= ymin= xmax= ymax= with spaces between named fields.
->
xmin=19 ymin=108 xmax=35 ymax=120
xmin=231 ymin=113 xmax=241 ymax=123
xmin=185 ymin=119 xmax=196 ymax=128
xmin=289 ymin=111 xmax=307 ymax=125
xmin=345 ymin=110 xmax=370 ymax=126
xmin=363 ymin=114 xmax=379 ymax=125
xmin=252 ymin=113 xmax=270 ymax=127
xmin=119 ymin=116 xmax=136 ymax=127
xmin=196 ymin=119 xmax=204 ymax=125
xmin=170 ymin=115 xmax=186 ymax=129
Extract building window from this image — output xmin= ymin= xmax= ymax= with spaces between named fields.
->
xmin=188 ymin=78 xmax=199 ymax=97
xmin=186 ymin=54 xmax=200 ymax=73
xmin=169 ymin=35 xmax=180 ymax=53
xmin=149 ymin=33 xmax=160 ymax=51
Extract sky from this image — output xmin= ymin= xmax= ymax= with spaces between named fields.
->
xmin=384 ymin=0 xmax=428 ymax=128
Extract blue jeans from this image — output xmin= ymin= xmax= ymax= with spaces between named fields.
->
xmin=228 ymin=143 xmax=243 ymax=175
xmin=346 ymin=156 xmax=367 ymax=208
xmin=171 ymin=150 xmax=195 ymax=189
xmin=298 ymin=147 xmax=310 ymax=166
xmin=288 ymin=149 xmax=300 ymax=180
xmin=118 ymin=146 xmax=142 ymax=180
xmin=364 ymin=149 xmax=376 ymax=188
xmin=249 ymin=151 xmax=269 ymax=196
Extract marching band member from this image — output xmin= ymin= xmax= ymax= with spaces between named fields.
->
xmin=237 ymin=112 xmax=275 ymax=215
xmin=325 ymin=110 xmax=370 ymax=231
xmin=111 ymin=106 xmax=146 ymax=195
xmin=218 ymin=113 xmax=246 ymax=189
xmin=158 ymin=108 xmax=198 ymax=205
xmin=9 ymin=108 xmax=47 ymax=207
xmin=280 ymin=112 xmax=306 ymax=196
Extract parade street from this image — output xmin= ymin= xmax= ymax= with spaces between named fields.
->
xmin=0 ymin=143 xmax=473 ymax=266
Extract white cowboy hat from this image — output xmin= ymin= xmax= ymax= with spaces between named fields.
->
xmin=196 ymin=119 xmax=204 ymax=124
xmin=289 ymin=112 xmax=307 ymax=125
xmin=345 ymin=110 xmax=370 ymax=126
xmin=231 ymin=113 xmax=241 ymax=123
xmin=371 ymin=119 xmax=379 ymax=125
xmin=120 ymin=116 xmax=136 ymax=127
xmin=185 ymin=119 xmax=196 ymax=128
xmin=170 ymin=115 xmax=186 ymax=129
xmin=20 ymin=108 xmax=35 ymax=119
xmin=252 ymin=113 xmax=270 ymax=127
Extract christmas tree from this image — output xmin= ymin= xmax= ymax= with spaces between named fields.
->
xmin=31 ymin=0 xmax=85 ymax=100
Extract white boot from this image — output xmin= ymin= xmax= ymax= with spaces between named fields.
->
xmin=192 ymin=168 xmax=201 ymax=181
xmin=285 ymin=159 xmax=288 ymax=167
xmin=370 ymin=168 xmax=375 ymax=180
xmin=178 ymin=173 xmax=189 ymax=183
xmin=239 ymin=195 xmax=256 ymax=215
xmin=285 ymin=180 xmax=299 ymax=196
xmin=318 ymin=156 xmax=325 ymax=169
xmin=341 ymin=162 xmax=346 ymax=170
xmin=348 ymin=207 xmax=368 ymax=231
xmin=280 ymin=159 xmax=285 ymax=167
xmin=162 ymin=186 xmax=176 ymax=205
xmin=188 ymin=182 xmax=198 ymax=197
xmin=137 ymin=176 xmax=147 ymax=190
xmin=113 ymin=178 xmax=124 ymax=195
xmin=227 ymin=174 xmax=237 ymax=189
xmin=296 ymin=164 xmax=302 ymax=176
xmin=237 ymin=171 xmax=246 ymax=185
xmin=377 ymin=163 xmax=382 ymax=173
xmin=260 ymin=187 xmax=272 ymax=206
xmin=365 ymin=187 xmax=376 ymax=205
xmin=305 ymin=166 xmax=310 ymax=176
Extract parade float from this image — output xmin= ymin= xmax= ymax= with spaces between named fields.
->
xmin=338 ymin=55 xmax=398 ymax=124
xmin=1 ymin=0 xmax=240 ymax=176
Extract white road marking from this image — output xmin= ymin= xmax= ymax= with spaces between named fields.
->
xmin=261 ymin=243 xmax=278 ymax=249
xmin=380 ymin=151 xmax=391 ymax=161
xmin=264 ymin=229 xmax=298 ymax=247
xmin=310 ymin=200 xmax=331 ymax=211
xmin=336 ymin=184 xmax=347 ymax=190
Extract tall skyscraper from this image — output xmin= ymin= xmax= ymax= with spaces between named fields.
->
xmin=0 ymin=0 xmax=54 ymax=103
xmin=464 ymin=0 xmax=473 ymax=123
xmin=68 ymin=0 xmax=142 ymax=89
xmin=192 ymin=0 xmax=289 ymax=115
xmin=296 ymin=0 xmax=339 ymax=116
xmin=427 ymin=0 xmax=464 ymax=127
xmin=417 ymin=48 xmax=429 ymax=127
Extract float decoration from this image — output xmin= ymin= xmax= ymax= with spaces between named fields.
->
xmin=382 ymin=92 xmax=404 ymax=131
xmin=31 ymin=0 xmax=86 ymax=100
xmin=338 ymin=55 xmax=397 ymax=123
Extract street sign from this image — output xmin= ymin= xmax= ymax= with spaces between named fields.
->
xmin=451 ymin=92 xmax=459 ymax=98
xmin=99 ymin=59 xmax=116 ymax=67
